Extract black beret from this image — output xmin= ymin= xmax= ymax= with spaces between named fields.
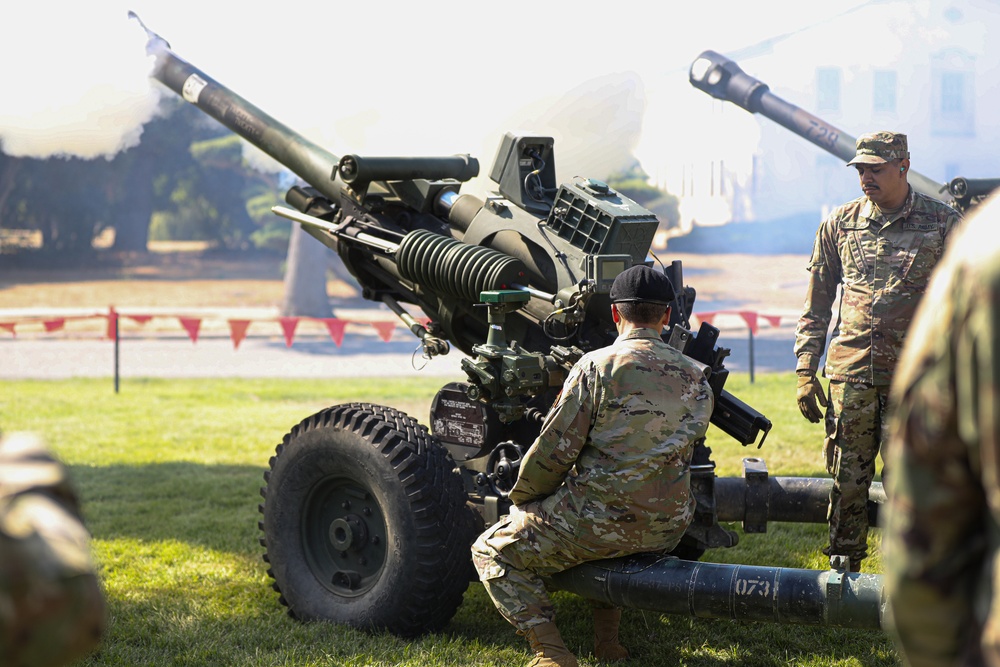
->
xmin=609 ymin=265 xmax=675 ymax=305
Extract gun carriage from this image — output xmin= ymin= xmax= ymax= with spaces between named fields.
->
xmin=136 ymin=15 xmax=886 ymax=638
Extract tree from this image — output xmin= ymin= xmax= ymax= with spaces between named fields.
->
xmin=607 ymin=163 xmax=681 ymax=232
xmin=0 ymin=98 xmax=283 ymax=257
xmin=0 ymin=153 xmax=114 ymax=254
xmin=281 ymin=223 xmax=332 ymax=317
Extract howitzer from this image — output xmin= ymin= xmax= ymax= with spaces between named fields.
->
xmin=136 ymin=15 xmax=886 ymax=638
xmin=689 ymin=49 xmax=997 ymax=213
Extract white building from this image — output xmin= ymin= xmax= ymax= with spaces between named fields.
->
xmin=657 ymin=0 xmax=999 ymax=233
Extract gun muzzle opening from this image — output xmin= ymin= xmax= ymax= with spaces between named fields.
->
xmin=689 ymin=56 xmax=723 ymax=87
xmin=688 ymin=50 xmax=769 ymax=113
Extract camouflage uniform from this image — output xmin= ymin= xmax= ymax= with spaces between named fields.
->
xmin=471 ymin=328 xmax=714 ymax=631
xmin=794 ymin=178 xmax=961 ymax=565
xmin=883 ymin=198 xmax=1000 ymax=666
xmin=0 ymin=432 xmax=106 ymax=666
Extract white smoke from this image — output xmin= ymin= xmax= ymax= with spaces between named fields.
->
xmin=0 ymin=0 xmax=875 ymax=196
xmin=0 ymin=4 xmax=160 ymax=159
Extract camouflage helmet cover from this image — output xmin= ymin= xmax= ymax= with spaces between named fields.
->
xmin=846 ymin=131 xmax=910 ymax=166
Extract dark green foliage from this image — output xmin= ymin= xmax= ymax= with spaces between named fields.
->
xmin=0 ymin=99 xmax=284 ymax=256
xmin=607 ymin=164 xmax=681 ymax=232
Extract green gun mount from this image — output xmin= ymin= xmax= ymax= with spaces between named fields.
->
xmin=135 ymin=14 xmax=887 ymax=640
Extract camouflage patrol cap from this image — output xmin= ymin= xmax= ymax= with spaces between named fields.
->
xmin=609 ymin=265 xmax=675 ymax=305
xmin=846 ymin=131 xmax=909 ymax=166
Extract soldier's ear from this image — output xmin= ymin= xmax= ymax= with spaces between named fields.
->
xmin=611 ymin=303 xmax=621 ymax=324
xmin=661 ymin=306 xmax=672 ymax=329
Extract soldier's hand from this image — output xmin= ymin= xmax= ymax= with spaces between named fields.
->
xmin=796 ymin=372 xmax=828 ymax=423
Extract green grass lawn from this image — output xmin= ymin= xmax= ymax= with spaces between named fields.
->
xmin=1 ymin=373 xmax=894 ymax=666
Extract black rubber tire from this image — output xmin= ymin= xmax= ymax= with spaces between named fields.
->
xmin=258 ymin=403 xmax=476 ymax=636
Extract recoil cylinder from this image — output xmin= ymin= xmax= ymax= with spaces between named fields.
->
xmin=395 ymin=230 xmax=526 ymax=302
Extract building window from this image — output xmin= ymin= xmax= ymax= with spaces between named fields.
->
xmin=873 ymin=70 xmax=897 ymax=114
xmin=931 ymin=49 xmax=975 ymax=137
xmin=816 ymin=68 xmax=841 ymax=112
xmin=940 ymin=71 xmax=966 ymax=114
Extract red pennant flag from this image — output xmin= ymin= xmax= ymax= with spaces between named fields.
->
xmin=739 ymin=311 xmax=759 ymax=335
xmin=763 ymin=314 xmax=783 ymax=328
xmin=322 ymin=318 xmax=346 ymax=347
xmin=106 ymin=306 xmax=118 ymax=341
xmin=179 ymin=317 xmax=202 ymax=343
xmin=43 ymin=319 xmax=66 ymax=333
xmin=372 ymin=321 xmax=396 ymax=342
xmin=0 ymin=322 xmax=15 ymax=336
xmin=697 ymin=312 xmax=716 ymax=326
xmin=127 ymin=315 xmax=153 ymax=326
xmin=279 ymin=317 xmax=299 ymax=347
xmin=228 ymin=320 xmax=251 ymax=349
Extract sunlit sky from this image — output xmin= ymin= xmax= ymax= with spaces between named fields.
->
xmin=0 ymin=0 xmax=877 ymax=200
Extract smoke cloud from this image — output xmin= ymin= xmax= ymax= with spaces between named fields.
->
xmin=0 ymin=0 xmax=875 ymax=201
xmin=0 ymin=4 xmax=161 ymax=159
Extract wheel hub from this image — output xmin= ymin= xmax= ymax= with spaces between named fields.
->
xmin=328 ymin=515 xmax=367 ymax=551
xmin=302 ymin=478 xmax=388 ymax=597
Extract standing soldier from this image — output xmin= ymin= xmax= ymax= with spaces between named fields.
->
xmin=0 ymin=432 xmax=106 ymax=666
xmin=793 ymin=131 xmax=961 ymax=572
xmin=471 ymin=265 xmax=714 ymax=667
xmin=883 ymin=197 xmax=1000 ymax=666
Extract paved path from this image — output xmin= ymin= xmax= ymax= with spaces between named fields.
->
xmin=1 ymin=334 xmax=466 ymax=380
xmin=1 ymin=252 xmax=808 ymax=380
xmin=1 ymin=323 xmax=797 ymax=380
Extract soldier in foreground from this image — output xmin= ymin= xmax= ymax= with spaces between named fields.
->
xmin=883 ymin=196 xmax=1000 ymax=666
xmin=471 ymin=265 xmax=714 ymax=667
xmin=794 ymin=131 xmax=961 ymax=572
xmin=0 ymin=432 xmax=106 ymax=666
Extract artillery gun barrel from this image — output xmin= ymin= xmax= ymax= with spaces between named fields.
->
xmin=689 ymin=50 xmax=945 ymax=199
xmin=549 ymin=554 xmax=884 ymax=630
xmin=136 ymin=15 xmax=343 ymax=203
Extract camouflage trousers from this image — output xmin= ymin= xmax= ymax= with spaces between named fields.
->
xmin=471 ymin=505 xmax=619 ymax=633
xmin=823 ymin=381 xmax=889 ymax=564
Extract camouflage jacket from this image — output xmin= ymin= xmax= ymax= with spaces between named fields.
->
xmin=794 ymin=187 xmax=961 ymax=384
xmin=0 ymin=433 xmax=106 ymax=666
xmin=883 ymin=202 xmax=1000 ymax=667
xmin=508 ymin=327 xmax=714 ymax=552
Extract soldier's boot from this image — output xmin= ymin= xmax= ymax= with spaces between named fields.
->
xmin=524 ymin=621 xmax=579 ymax=667
xmin=829 ymin=554 xmax=863 ymax=573
xmin=593 ymin=607 xmax=630 ymax=661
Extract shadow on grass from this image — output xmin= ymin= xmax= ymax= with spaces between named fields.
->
xmin=68 ymin=461 xmax=894 ymax=666
xmin=85 ymin=582 xmax=896 ymax=667
xmin=69 ymin=462 xmax=266 ymax=555
xmin=447 ymin=586 xmax=896 ymax=667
